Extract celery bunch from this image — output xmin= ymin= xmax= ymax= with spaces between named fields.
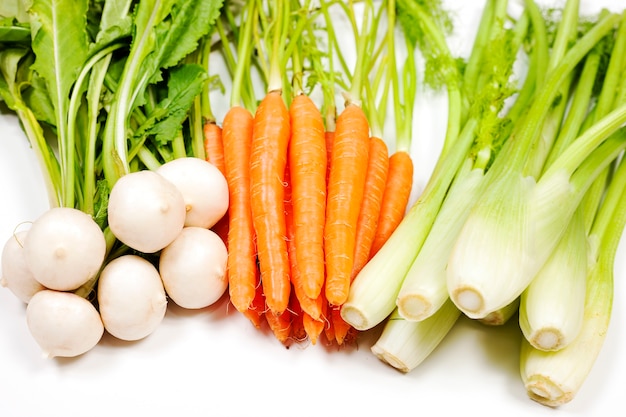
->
xmin=344 ymin=0 xmax=626 ymax=406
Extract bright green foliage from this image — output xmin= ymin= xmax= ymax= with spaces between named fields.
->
xmin=0 ymin=0 xmax=224 ymax=246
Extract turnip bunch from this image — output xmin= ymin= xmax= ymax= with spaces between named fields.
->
xmin=0 ymin=0 xmax=228 ymax=358
xmin=1 ymin=157 xmax=230 ymax=357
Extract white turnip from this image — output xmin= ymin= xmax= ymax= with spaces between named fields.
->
xmin=23 ymin=207 xmax=106 ymax=291
xmin=1 ymin=230 xmax=46 ymax=303
xmin=107 ymin=170 xmax=186 ymax=253
xmin=156 ymin=157 xmax=229 ymax=228
xmin=97 ymin=254 xmax=167 ymax=341
xmin=159 ymin=226 xmax=228 ymax=309
xmin=26 ymin=289 xmax=104 ymax=358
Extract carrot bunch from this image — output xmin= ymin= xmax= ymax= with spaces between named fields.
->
xmin=204 ymin=0 xmax=415 ymax=347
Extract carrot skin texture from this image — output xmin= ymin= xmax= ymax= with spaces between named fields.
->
xmin=203 ymin=121 xmax=226 ymax=175
xmin=222 ymin=106 xmax=257 ymax=314
xmin=284 ymin=164 xmax=324 ymax=320
xmin=289 ymin=293 xmax=307 ymax=342
xmin=265 ymin=307 xmax=292 ymax=345
xmin=303 ymin=312 xmax=325 ymax=345
xmin=204 ymin=122 xmax=230 ymax=246
xmin=369 ymin=150 xmax=414 ymax=258
xmin=242 ymin=273 xmax=265 ymax=328
xmin=250 ymin=91 xmax=291 ymax=316
xmin=332 ymin=307 xmax=349 ymax=345
xmin=351 ymin=136 xmax=389 ymax=280
xmin=289 ymin=94 xmax=327 ymax=300
xmin=324 ymin=103 xmax=370 ymax=306
xmin=322 ymin=297 xmax=335 ymax=345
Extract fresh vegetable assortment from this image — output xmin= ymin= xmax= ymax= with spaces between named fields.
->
xmin=0 ymin=0 xmax=625 ymax=410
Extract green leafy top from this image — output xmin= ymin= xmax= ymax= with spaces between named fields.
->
xmin=101 ymin=0 xmax=224 ymax=187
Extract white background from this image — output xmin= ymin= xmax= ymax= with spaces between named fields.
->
xmin=1 ymin=1 xmax=624 ymax=416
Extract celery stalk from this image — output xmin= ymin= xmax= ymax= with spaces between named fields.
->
xmin=519 ymin=208 xmax=587 ymax=351
xmin=520 ymin=141 xmax=626 ymax=407
xmin=446 ymin=9 xmax=622 ymax=319
xmin=395 ymin=5 xmax=526 ymax=322
xmin=396 ymin=159 xmax=484 ymax=321
xmin=518 ymin=15 xmax=626 ymax=351
xmin=478 ymin=297 xmax=520 ymax=326
xmin=446 ymin=167 xmax=537 ymax=318
xmin=371 ymin=299 xmax=460 ymax=373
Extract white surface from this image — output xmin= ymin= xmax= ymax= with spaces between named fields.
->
xmin=1 ymin=1 xmax=625 ymax=416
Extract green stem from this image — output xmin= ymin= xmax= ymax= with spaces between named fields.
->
xmin=16 ymin=106 xmax=62 ymax=208
xmin=545 ymin=103 xmax=626 ymax=183
xmin=473 ymin=0 xmax=510 ymax=93
xmin=491 ymin=11 xmax=620 ymax=177
xmin=462 ymin=0 xmax=497 ymax=97
xmin=265 ymin=0 xmax=288 ymax=93
xmin=396 ymin=0 xmax=462 ymax=155
xmin=505 ymin=13 xmax=536 ymax=124
xmin=282 ymin=0 xmax=315 ymax=88
xmin=396 ymin=33 xmax=417 ymax=152
xmin=172 ymin=130 xmax=187 ymax=160
xmin=361 ymin=0 xmax=388 ymax=138
xmin=547 ymin=0 xmax=579 ymax=72
xmin=543 ymin=50 xmax=600 ymax=170
xmin=589 ymin=146 xmax=626 ymax=263
xmin=137 ymin=146 xmax=164 ymax=171
xmin=567 ymin=127 xmax=626 ymax=197
xmin=321 ymin=0 xmax=352 ymax=93
xmin=228 ymin=0 xmax=257 ymax=109
xmin=593 ymin=10 xmax=626 ymax=123
xmin=345 ymin=0 xmax=370 ymax=106
xmin=83 ymin=54 xmax=113 ymax=215
xmin=315 ymin=0 xmax=339 ymax=131
xmin=66 ymin=43 xmax=123 ymax=208
xmin=524 ymin=0 xmax=549 ymax=89
xmin=199 ymin=35 xmax=215 ymax=124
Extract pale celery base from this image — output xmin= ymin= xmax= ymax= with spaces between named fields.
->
xmin=340 ymin=305 xmax=369 ymax=331
xmin=530 ymin=328 xmax=564 ymax=351
xmin=396 ymin=294 xmax=432 ymax=321
xmin=451 ymin=286 xmax=485 ymax=318
xmin=524 ymin=374 xmax=573 ymax=407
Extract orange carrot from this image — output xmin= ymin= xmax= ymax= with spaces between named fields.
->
xmin=284 ymin=163 xmax=324 ymax=320
xmin=250 ymin=90 xmax=291 ymax=316
xmin=289 ymin=293 xmax=307 ymax=343
xmin=288 ymin=93 xmax=327 ymax=300
xmin=324 ymin=103 xmax=370 ymax=306
xmin=222 ymin=106 xmax=257 ymax=314
xmin=203 ymin=121 xmax=230 ymax=246
xmin=351 ymin=136 xmax=389 ymax=280
xmin=369 ymin=149 xmax=414 ymax=258
xmin=203 ymin=121 xmax=226 ymax=175
xmin=265 ymin=308 xmax=292 ymax=345
xmin=303 ymin=312 xmax=325 ymax=346
xmin=332 ymin=306 xmax=356 ymax=346
xmin=241 ymin=269 xmax=265 ymax=328
xmin=321 ymin=298 xmax=334 ymax=345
